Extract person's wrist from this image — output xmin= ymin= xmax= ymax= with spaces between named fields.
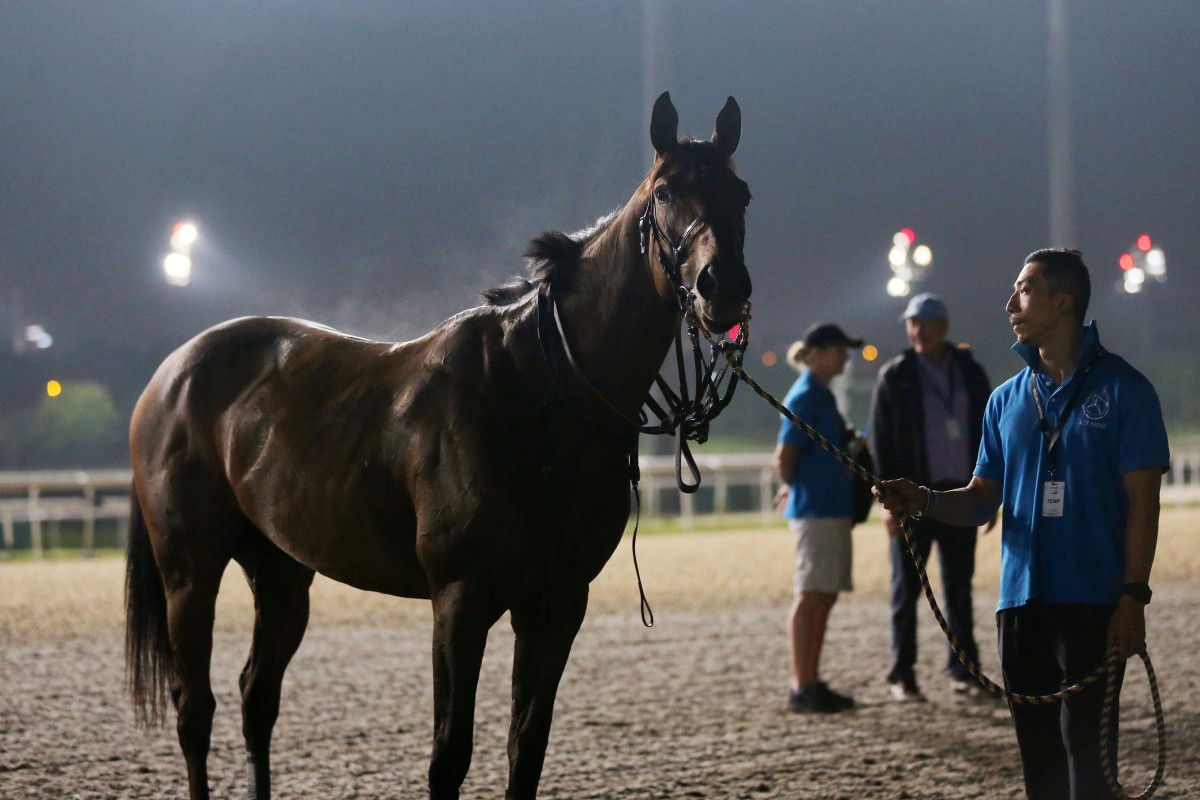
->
xmin=1121 ymin=582 xmax=1152 ymax=605
xmin=912 ymin=485 xmax=937 ymax=519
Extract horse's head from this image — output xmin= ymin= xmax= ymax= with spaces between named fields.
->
xmin=642 ymin=92 xmax=752 ymax=334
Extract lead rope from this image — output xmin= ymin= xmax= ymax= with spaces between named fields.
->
xmin=696 ymin=324 xmax=1166 ymax=799
xmin=628 ymin=450 xmax=654 ymax=627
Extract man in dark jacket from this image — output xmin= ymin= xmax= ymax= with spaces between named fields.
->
xmin=868 ymin=293 xmax=993 ymax=701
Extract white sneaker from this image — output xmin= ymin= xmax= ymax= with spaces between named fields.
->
xmin=889 ymin=681 xmax=926 ymax=702
xmin=951 ymin=676 xmax=992 ymax=700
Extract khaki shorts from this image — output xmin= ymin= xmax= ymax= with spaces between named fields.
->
xmin=789 ymin=517 xmax=853 ymax=595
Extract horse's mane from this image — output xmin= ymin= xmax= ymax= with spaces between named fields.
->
xmin=481 ymin=210 xmax=620 ymax=306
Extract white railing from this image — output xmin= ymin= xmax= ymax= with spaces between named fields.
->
xmin=0 ymin=469 xmax=133 ymax=558
xmin=3 ymin=450 xmax=1198 ymax=557
xmin=641 ymin=450 xmax=1200 ymax=526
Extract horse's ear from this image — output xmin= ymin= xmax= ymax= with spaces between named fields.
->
xmin=711 ymin=96 xmax=741 ymax=159
xmin=650 ymin=91 xmax=679 ymax=157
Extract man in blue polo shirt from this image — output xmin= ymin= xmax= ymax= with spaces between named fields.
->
xmin=876 ymin=249 xmax=1169 ymax=799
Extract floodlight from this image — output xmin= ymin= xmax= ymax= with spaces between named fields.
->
xmin=164 ymin=252 xmax=192 ymax=286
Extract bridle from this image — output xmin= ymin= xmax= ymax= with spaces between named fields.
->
xmin=638 ymin=193 xmax=710 ymax=307
xmin=537 ymin=191 xmax=751 ymax=494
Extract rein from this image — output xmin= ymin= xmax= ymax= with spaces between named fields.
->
xmin=699 ymin=327 xmax=1167 ymax=800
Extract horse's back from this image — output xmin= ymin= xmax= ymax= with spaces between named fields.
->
xmin=130 ymin=316 xmax=437 ymax=596
xmin=133 ymin=316 xmax=390 ymax=456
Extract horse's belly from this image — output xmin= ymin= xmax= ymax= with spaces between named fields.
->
xmin=241 ymin=490 xmax=429 ymax=599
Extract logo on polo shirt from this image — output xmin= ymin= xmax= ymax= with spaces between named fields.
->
xmin=1082 ymin=390 xmax=1111 ymax=424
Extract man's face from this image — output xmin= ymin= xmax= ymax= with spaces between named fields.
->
xmin=905 ymin=317 xmax=949 ymax=355
xmin=1006 ymin=261 xmax=1066 ymax=346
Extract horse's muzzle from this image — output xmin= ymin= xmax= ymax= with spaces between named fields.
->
xmin=694 ymin=260 xmax=751 ymax=331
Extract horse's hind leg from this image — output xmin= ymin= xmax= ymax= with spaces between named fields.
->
xmin=236 ymin=540 xmax=315 ymax=800
xmin=505 ymin=583 xmax=589 ymax=800
xmin=160 ymin=551 xmax=230 ymax=800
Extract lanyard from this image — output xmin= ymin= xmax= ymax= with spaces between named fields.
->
xmin=920 ymin=356 xmax=958 ymax=414
xmin=1029 ymin=347 xmax=1106 ymax=476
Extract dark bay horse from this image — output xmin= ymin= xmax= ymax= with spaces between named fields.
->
xmin=126 ymin=92 xmax=752 ymax=800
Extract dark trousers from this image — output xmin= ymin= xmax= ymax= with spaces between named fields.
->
xmin=998 ymin=602 xmax=1125 ymax=800
xmin=887 ymin=515 xmax=978 ymax=685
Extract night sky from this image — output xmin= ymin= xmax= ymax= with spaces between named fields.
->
xmin=2 ymin=1 xmax=1198 ymax=437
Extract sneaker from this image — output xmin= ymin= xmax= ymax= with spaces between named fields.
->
xmin=950 ymin=675 xmax=983 ymax=699
xmin=788 ymin=686 xmax=841 ymax=714
xmin=889 ymin=680 xmax=926 ymax=703
xmin=813 ymin=681 xmax=856 ymax=710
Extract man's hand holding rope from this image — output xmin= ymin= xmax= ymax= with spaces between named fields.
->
xmin=874 ymin=476 xmax=1002 ymax=530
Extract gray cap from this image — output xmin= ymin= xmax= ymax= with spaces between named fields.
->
xmin=900 ymin=293 xmax=948 ymax=321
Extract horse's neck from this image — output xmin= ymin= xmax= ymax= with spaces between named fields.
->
xmin=555 ymin=200 xmax=678 ymax=416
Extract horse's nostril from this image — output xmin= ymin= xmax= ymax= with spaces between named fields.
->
xmin=696 ymin=263 xmax=720 ymax=301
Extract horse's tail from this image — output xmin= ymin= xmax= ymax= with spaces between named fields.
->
xmin=125 ymin=484 xmax=173 ymax=727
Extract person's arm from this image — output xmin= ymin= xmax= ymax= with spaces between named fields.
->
xmin=875 ymin=475 xmax=1001 ymax=528
xmin=867 ymin=368 xmax=898 ymax=482
xmin=1107 ymin=467 xmax=1161 ymax=658
xmin=772 ymin=442 xmax=799 ymax=512
xmin=868 ymin=369 xmax=904 ymax=536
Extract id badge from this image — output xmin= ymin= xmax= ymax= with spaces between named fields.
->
xmin=945 ymin=418 xmax=963 ymax=441
xmin=1042 ymin=481 xmax=1065 ymax=517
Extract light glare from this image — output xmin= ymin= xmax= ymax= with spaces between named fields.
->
xmin=887 ymin=277 xmax=910 ymax=297
xmin=164 ymin=252 xmax=192 ymax=286
xmin=172 ymin=222 xmax=198 ymax=248
xmin=1145 ymin=248 xmax=1166 ymax=276
xmin=24 ymin=324 xmax=53 ymax=349
xmin=912 ymin=244 xmax=933 ymax=266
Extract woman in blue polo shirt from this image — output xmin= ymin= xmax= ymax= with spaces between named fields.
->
xmin=774 ymin=322 xmax=863 ymax=714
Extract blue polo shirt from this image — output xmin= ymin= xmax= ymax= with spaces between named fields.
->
xmin=778 ymin=370 xmax=854 ymax=519
xmin=974 ymin=323 xmax=1170 ymax=611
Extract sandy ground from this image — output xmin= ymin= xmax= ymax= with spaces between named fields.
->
xmin=2 ymin=509 xmax=1199 ymax=799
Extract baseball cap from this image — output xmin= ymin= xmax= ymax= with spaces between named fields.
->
xmin=900 ymin=293 xmax=948 ymax=321
xmin=803 ymin=323 xmax=864 ymax=349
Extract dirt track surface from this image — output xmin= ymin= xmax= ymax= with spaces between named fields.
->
xmin=3 ymin=516 xmax=1199 ymax=799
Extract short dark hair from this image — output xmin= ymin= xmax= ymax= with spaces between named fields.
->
xmin=1025 ymin=248 xmax=1091 ymax=325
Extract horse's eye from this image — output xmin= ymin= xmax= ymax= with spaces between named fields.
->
xmin=654 ymin=186 xmax=671 ymax=203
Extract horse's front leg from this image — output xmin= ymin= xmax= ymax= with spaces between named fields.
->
xmin=505 ymin=582 xmax=589 ymax=800
xmin=428 ymin=580 xmax=502 ymax=800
